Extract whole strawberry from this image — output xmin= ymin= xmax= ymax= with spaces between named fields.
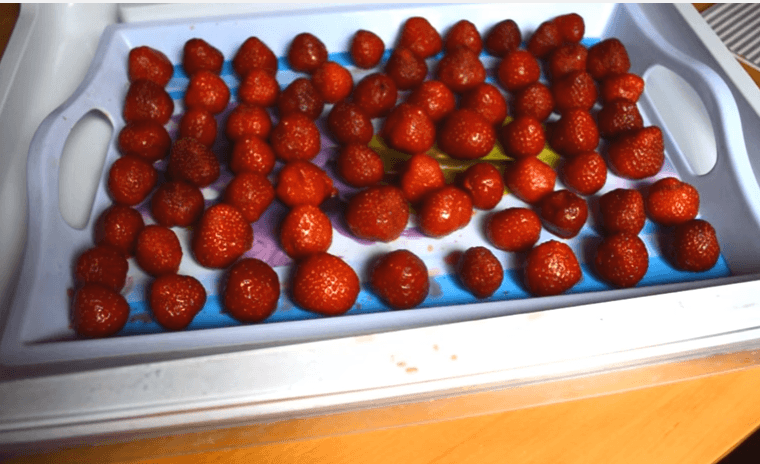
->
xmin=547 ymin=109 xmax=599 ymax=157
xmin=192 ymin=204 xmax=254 ymax=269
xmin=150 ymin=274 xmax=207 ymax=330
xmin=606 ymin=126 xmax=665 ymax=180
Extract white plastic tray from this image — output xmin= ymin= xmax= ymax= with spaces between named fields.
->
xmin=2 ymin=3 xmax=760 ymax=367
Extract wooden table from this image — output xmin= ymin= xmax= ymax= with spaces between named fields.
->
xmin=3 ymin=4 xmax=760 ymax=463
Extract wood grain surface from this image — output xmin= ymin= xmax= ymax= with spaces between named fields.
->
xmin=4 ymin=3 xmax=760 ymax=463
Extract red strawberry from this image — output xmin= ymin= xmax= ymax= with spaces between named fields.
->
xmin=512 ymin=82 xmax=555 ymax=122
xmin=275 ymin=160 xmax=335 ymax=208
xmin=74 ymin=245 xmax=129 ymax=292
xmin=552 ymin=71 xmax=598 ymax=113
xmin=150 ymin=180 xmax=205 ymax=228
xmin=223 ymin=172 xmax=276 ymax=223
xmin=527 ymin=21 xmax=562 ymax=59
xmin=345 ymin=185 xmax=410 ymax=242
xmin=72 ymin=283 xmax=130 ymax=338
xmin=382 ymin=103 xmax=436 ymax=154
xmin=224 ymin=258 xmax=280 ymax=322
xmin=594 ymin=233 xmax=649 ymax=288
xmin=229 ymin=136 xmax=276 ymax=177
xmin=128 ymin=46 xmax=173 ymax=86
xmin=599 ymin=188 xmax=646 ymax=235
xmin=436 ymin=45 xmax=487 ymax=94
xmin=503 ymin=156 xmax=556 ymax=205
xmin=183 ymin=38 xmax=224 ymax=76
xmin=135 ymin=225 xmax=183 ymax=277
xmin=547 ymin=108 xmax=599 ymax=157
xmin=418 ymin=185 xmax=473 ymax=238
xmin=437 ymin=109 xmax=496 ymax=160
xmin=561 ymin=150 xmax=607 ymax=196
xmin=167 ymin=137 xmax=220 ymax=188
xmin=270 ymin=112 xmax=322 ymax=162
xmin=600 ymin=73 xmax=645 ymax=103
xmin=118 ymin=121 xmax=171 ymax=163
xmin=499 ymin=115 xmax=546 ymax=159
xmin=398 ymin=16 xmax=443 ymax=59
xmin=336 ymin=144 xmax=385 ymax=188
xmin=178 ymin=107 xmax=218 ymax=148
xmin=486 ymin=207 xmax=542 ymax=252
xmin=459 ymin=162 xmax=504 ymax=210
xmin=233 ymin=36 xmax=278 ymax=77
xmin=484 ymin=19 xmax=522 ymax=57
xmin=238 ymin=68 xmax=280 ymax=108
xmin=278 ymin=78 xmax=325 ymax=120
xmin=645 ymin=177 xmax=700 ymax=226
xmin=386 ymin=46 xmax=428 ymax=91
xmin=184 ymin=70 xmax=230 ymax=114
xmin=524 ymin=240 xmax=582 ymax=296
xmin=192 ymin=204 xmax=254 ymax=269
xmin=123 ymin=79 xmax=174 ymax=125
xmin=587 ymin=38 xmax=631 ymax=81
xmin=671 ymin=219 xmax=720 ymax=272
xmin=597 ymin=99 xmax=644 ymax=139
xmin=539 ymin=189 xmax=588 ymax=239
xmin=107 ymin=156 xmax=158 ymax=206
xmin=327 ymin=100 xmax=374 ymax=146
xmin=407 ymin=80 xmax=456 ymax=123
xmin=606 ymin=126 xmax=665 ymax=180
xmin=498 ymin=49 xmax=541 ymax=92
xmin=460 ymin=83 xmax=508 ymax=127
xmin=149 ymin=274 xmax=207 ymax=330
xmin=292 ymin=253 xmax=359 ymax=316
xmin=370 ymin=250 xmax=429 ymax=309
xmin=548 ymin=42 xmax=588 ymax=81
xmin=457 ymin=246 xmax=504 ymax=299
xmin=224 ymin=103 xmax=272 ymax=142
xmin=279 ymin=204 xmax=333 ymax=260
xmin=444 ymin=19 xmax=482 ymax=55
xmin=399 ymin=153 xmax=446 ymax=204
xmin=553 ymin=13 xmax=585 ymax=43
xmin=287 ymin=32 xmax=328 ymax=74
xmin=94 ymin=204 xmax=145 ymax=257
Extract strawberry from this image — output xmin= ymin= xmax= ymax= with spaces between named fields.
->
xmin=94 ymin=204 xmax=145 ymax=257
xmin=437 ymin=109 xmax=496 ymax=160
xmin=287 ymin=32 xmax=328 ymax=74
xmin=292 ymin=253 xmax=360 ymax=316
xmin=547 ymin=108 xmax=599 ymax=157
xmin=399 ymin=153 xmax=446 ymax=204
xmin=499 ymin=115 xmax=546 ymax=159
xmin=671 ymin=219 xmax=720 ymax=272
xmin=498 ymin=49 xmax=541 ymax=92
xmin=351 ymin=30 xmax=385 ymax=69
xmin=524 ymin=240 xmax=582 ymax=296
xmin=381 ymin=103 xmax=436 ymax=154
xmin=645 ymin=177 xmax=700 ymax=226
xmin=327 ymin=100 xmax=373 ymax=146
xmin=548 ymin=42 xmax=588 ymax=81
xmin=233 ymin=36 xmax=278 ymax=77
xmin=512 ymin=82 xmax=555 ymax=122
xmin=457 ymin=246 xmax=504 ymax=299
xmin=107 ymin=156 xmax=158 ymax=206
xmin=370 ymin=250 xmax=429 ymax=309
xmin=336 ymin=144 xmax=385 ymax=188
xmin=460 ymin=83 xmax=508 ymax=127
xmin=597 ymin=99 xmax=644 ymax=139
xmin=587 ymin=38 xmax=631 ymax=81
xmin=486 ymin=207 xmax=542 ymax=252
xmin=238 ymin=68 xmax=280 ymax=108
xmin=178 ymin=107 xmax=218 ymax=148
xmin=72 ymin=283 xmax=130 ymax=338
xmin=539 ymin=189 xmax=588 ymax=239
xmin=444 ymin=19 xmax=482 ymax=55
xmin=184 ymin=70 xmax=231 ymax=114
xmin=223 ymin=172 xmax=276 ymax=223
xmin=600 ymin=73 xmax=645 ymax=103
xmin=459 ymin=162 xmax=504 ymax=210
xmin=599 ymin=188 xmax=646 ymax=236
xmin=150 ymin=180 xmax=205 ymax=228
xmin=224 ymin=258 xmax=280 ymax=322
xmin=503 ymin=156 xmax=556 ymax=205
xmin=280 ymin=204 xmax=333 ymax=260
xmin=527 ymin=20 xmax=562 ymax=59
xmin=123 ymin=79 xmax=174 ymax=125
xmin=128 ymin=46 xmax=173 ymax=87
xmin=551 ymin=70 xmax=598 ymax=113
xmin=345 ymin=185 xmax=410 ymax=242
xmin=436 ymin=45 xmax=486 ymax=94
xmin=224 ymin=103 xmax=272 ymax=142
xmin=484 ymin=19 xmax=522 ymax=57
xmin=275 ymin=160 xmax=335 ymax=208
xmin=406 ymin=80 xmax=456 ymax=123
xmin=553 ymin=13 xmax=585 ymax=43
xmin=229 ymin=136 xmax=276 ymax=177
xmin=561 ymin=150 xmax=607 ymax=196
xmin=183 ymin=38 xmax=224 ymax=76
xmin=278 ymin=78 xmax=325 ymax=120
xmin=594 ymin=233 xmax=649 ymax=288
xmin=118 ymin=121 xmax=171 ymax=163
xmin=385 ymin=46 xmax=428 ymax=91
xmin=167 ymin=137 xmax=220 ymax=188
xmin=418 ymin=185 xmax=473 ymax=238
xmin=74 ymin=245 xmax=129 ymax=292
xmin=192 ymin=203 xmax=254 ymax=269
xmin=149 ymin=274 xmax=207 ymax=330
xmin=606 ymin=126 xmax=665 ymax=180
xmin=353 ymin=73 xmax=399 ymax=119
xmin=311 ymin=61 xmax=354 ymax=103
xmin=135 ymin=225 xmax=183 ymax=277
xmin=398 ymin=17 xmax=443 ymax=59
xmin=270 ymin=113 xmax=322 ymax=162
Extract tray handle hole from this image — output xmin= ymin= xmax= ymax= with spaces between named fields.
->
xmin=58 ymin=109 xmax=113 ymax=230
xmin=643 ymin=65 xmax=717 ymax=176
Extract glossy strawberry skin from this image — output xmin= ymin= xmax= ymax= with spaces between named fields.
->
xmin=594 ymin=233 xmax=649 ymax=288
xmin=292 ymin=253 xmax=360 ymax=316
xmin=437 ymin=109 xmax=496 ymax=160
xmin=418 ymin=186 xmax=473 ymax=238
xmin=224 ymin=258 xmax=280 ymax=323
xmin=370 ymin=250 xmax=429 ymax=309
xmin=486 ymin=207 xmax=542 ymax=252
xmin=118 ymin=121 xmax=172 ymax=163
xmin=645 ymin=177 xmax=700 ymax=226
xmin=123 ymin=79 xmax=174 ymax=125
xmin=385 ymin=46 xmax=428 ymax=91
xmin=183 ymin=38 xmax=224 ymax=76
xmin=229 ymin=136 xmax=276 ymax=177
xmin=539 ymin=189 xmax=589 ymax=239
xmin=499 ymin=116 xmax=546 ymax=159
xmin=587 ymin=38 xmax=631 ymax=81
xmin=527 ymin=21 xmax=562 ymax=59
xmin=150 ymin=180 xmax=205 ymax=228
xmin=107 ymin=156 xmax=158 ymax=206
xmin=72 ymin=283 xmax=130 ymax=338
xmin=399 ymin=17 xmax=443 ymax=59
xmin=459 ymin=162 xmax=504 ymax=210
xmin=436 ymin=45 xmax=487 ymax=94
xmin=606 ymin=126 xmax=665 ymax=180
xmin=498 ymin=50 xmax=541 ymax=92
xmin=599 ymin=188 xmax=646 ymax=236
xmin=184 ymin=70 xmax=231 ymax=114
xmin=238 ymin=68 xmax=280 ymax=108
xmin=457 ymin=246 xmax=504 ymax=299
xmin=524 ymin=240 xmax=582 ymax=297
xmin=597 ymin=99 xmax=644 ymax=139
xmin=275 ymin=160 xmax=335 ymax=208
xmin=547 ymin=109 xmax=600 ymax=157
xmin=128 ymin=46 xmax=173 ymax=86
xmin=192 ymin=204 xmax=254 ymax=269
xmin=548 ymin=43 xmax=588 ymax=81
xmin=444 ymin=19 xmax=482 ymax=55
xmin=327 ymin=100 xmax=374 ymax=146
xmin=351 ymin=30 xmax=385 ymax=69
xmin=671 ymin=219 xmax=720 ymax=272
xmin=407 ymin=80 xmax=456 ymax=123
xmin=353 ymin=73 xmax=398 ymax=119
xmin=288 ymin=32 xmax=328 ymax=74
xmin=600 ymin=73 xmax=645 ymax=103
xmin=345 ymin=185 xmax=410 ymax=242
xmin=74 ymin=246 xmax=129 ymax=292
xmin=503 ymin=157 xmax=556 ymax=205
xmin=381 ymin=103 xmax=436 ymax=155
xmin=135 ymin=225 xmax=183 ymax=277
xmin=336 ymin=144 xmax=385 ymax=188
xmin=167 ymin=137 xmax=220 ymax=188
xmin=223 ymin=172 xmax=276 ymax=223
xmin=399 ymin=153 xmax=446 ymax=204
xmin=278 ymin=78 xmax=325 ymax=120
xmin=552 ymin=71 xmax=598 ymax=113
xmin=150 ymin=274 xmax=207 ymax=330
xmin=95 ymin=205 xmax=145 ymax=257
xmin=280 ymin=204 xmax=333 ymax=260
xmin=554 ymin=13 xmax=585 ymax=43
xmin=233 ymin=36 xmax=278 ymax=77
xmin=270 ymin=113 xmax=322 ymax=162
xmin=311 ymin=61 xmax=354 ymax=104
xmin=178 ymin=107 xmax=218 ymax=148
xmin=512 ymin=82 xmax=555 ymax=122
xmin=460 ymin=83 xmax=508 ymax=127
xmin=561 ymin=151 xmax=607 ymax=196
xmin=484 ymin=19 xmax=522 ymax=57
xmin=224 ymin=103 xmax=272 ymax=142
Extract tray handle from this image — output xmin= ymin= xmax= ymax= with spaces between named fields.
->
xmin=620 ymin=4 xmax=760 ymax=275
